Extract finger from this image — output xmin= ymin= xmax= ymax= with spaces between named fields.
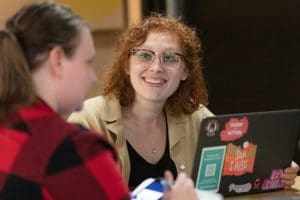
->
xmin=281 ymin=172 xmax=297 ymax=180
xmin=173 ymin=173 xmax=186 ymax=186
xmin=185 ymin=177 xmax=195 ymax=187
xmin=164 ymin=170 xmax=174 ymax=184
xmin=174 ymin=173 xmax=194 ymax=187
xmin=176 ymin=173 xmax=188 ymax=183
xmin=284 ymin=185 xmax=292 ymax=190
xmin=291 ymin=161 xmax=299 ymax=169
xmin=282 ymin=179 xmax=295 ymax=187
xmin=163 ymin=190 xmax=172 ymax=200
xmin=289 ymin=161 xmax=300 ymax=172
xmin=284 ymin=166 xmax=299 ymax=174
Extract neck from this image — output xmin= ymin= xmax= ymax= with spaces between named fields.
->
xmin=122 ymin=98 xmax=166 ymax=124
xmin=31 ymin=65 xmax=58 ymax=113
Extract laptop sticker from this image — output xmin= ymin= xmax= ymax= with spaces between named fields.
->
xmin=222 ymin=142 xmax=257 ymax=176
xmin=204 ymin=119 xmax=220 ymax=137
xmin=196 ymin=146 xmax=226 ymax=192
xmin=253 ymin=178 xmax=261 ymax=189
xmin=220 ymin=117 xmax=249 ymax=141
xmin=228 ymin=182 xmax=252 ymax=193
xmin=261 ymin=169 xmax=284 ymax=190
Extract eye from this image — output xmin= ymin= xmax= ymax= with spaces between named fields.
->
xmin=162 ymin=53 xmax=179 ymax=63
xmin=137 ymin=50 xmax=153 ymax=61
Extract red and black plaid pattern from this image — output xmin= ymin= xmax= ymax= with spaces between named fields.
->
xmin=0 ymin=100 xmax=129 ymax=200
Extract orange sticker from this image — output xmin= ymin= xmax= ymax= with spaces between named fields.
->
xmin=223 ymin=142 xmax=257 ymax=176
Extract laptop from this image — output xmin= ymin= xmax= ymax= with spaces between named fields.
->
xmin=191 ymin=109 xmax=300 ymax=197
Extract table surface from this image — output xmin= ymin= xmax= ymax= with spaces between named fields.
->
xmin=224 ymin=176 xmax=300 ymax=199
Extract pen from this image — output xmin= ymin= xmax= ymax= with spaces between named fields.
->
xmin=157 ymin=178 xmax=172 ymax=190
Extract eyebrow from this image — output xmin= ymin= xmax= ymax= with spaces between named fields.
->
xmin=137 ymin=47 xmax=183 ymax=55
xmin=138 ymin=45 xmax=182 ymax=52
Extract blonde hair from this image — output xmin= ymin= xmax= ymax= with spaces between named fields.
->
xmin=0 ymin=31 xmax=36 ymax=119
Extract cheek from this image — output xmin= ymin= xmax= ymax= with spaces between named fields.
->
xmin=87 ymin=67 xmax=96 ymax=81
xmin=181 ymin=67 xmax=189 ymax=80
xmin=79 ymin=64 xmax=93 ymax=81
xmin=169 ymin=72 xmax=187 ymax=92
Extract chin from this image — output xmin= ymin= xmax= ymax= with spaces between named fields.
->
xmin=65 ymin=104 xmax=82 ymax=115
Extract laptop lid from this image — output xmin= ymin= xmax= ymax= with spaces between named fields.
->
xmin=191 ymin=109 xmax=300 ymax=196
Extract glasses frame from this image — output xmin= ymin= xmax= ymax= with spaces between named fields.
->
xmin=130 ymin=48 xmax=185 ymax=70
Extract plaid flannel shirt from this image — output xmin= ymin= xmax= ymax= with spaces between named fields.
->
xmin=0 ymin=100 xmax=129 ymax=200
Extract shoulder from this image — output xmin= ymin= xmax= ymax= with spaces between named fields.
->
xmin=71 ymin=96 xmax=108 ymax=117
xmin=192 ymin=104 xmax=214 ymax=120
xmin=82 ymin=96 xmax=107 ymax=113
xmin=165 ymin=104 xmax=213 ymax=126
xmin=68 ymin=95 xmax=121 ymax=129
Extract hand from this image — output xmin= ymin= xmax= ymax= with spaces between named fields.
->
xmin=163 ymin=171 xmax=198 ymax=200
xmin=281 ymin=161 xmax=299 ymax=189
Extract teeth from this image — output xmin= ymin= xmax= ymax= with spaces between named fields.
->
xmin=145 ymin=79 xmax=163 ymax=84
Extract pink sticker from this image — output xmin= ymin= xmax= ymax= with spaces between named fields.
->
xmin=261 ymin=169 xmax=284 ymax=190
xmin=220 ymin=117 xmax=249 ymax=141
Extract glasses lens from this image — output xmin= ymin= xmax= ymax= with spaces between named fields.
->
xmin=131 ymin=49 xmax=182 ymax=69
xmin=135 ymin=50 xmax=154 ymax=64
xmin=162 ymin=53 xmax=181 ymax=68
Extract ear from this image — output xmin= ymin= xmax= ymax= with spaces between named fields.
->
xmin=181 ymin=67 xmax=189 ymax=80
xmin=48 ymin=46 xmax=65 ymax=78
xmin=125 ymin=61 xmax=130 ymax=75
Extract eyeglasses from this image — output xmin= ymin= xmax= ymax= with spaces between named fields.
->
xmin=130 ymin=48 xmax=185 ymax=70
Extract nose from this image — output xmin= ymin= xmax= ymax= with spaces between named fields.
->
xmin=148 ymin=54 xmax=164 ymax=72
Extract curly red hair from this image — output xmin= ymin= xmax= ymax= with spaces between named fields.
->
xmin=103 ymin=14 xmax=208 ymax=115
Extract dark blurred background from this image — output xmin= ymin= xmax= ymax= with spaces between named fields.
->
xmin=142 ymin=0 xmax=300 ymax=168
xmin=142 ymin=0 xmax=300 ymax=115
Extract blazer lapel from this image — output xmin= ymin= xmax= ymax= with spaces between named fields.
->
xmin=166 ymin=109 xmax=187 ymax=149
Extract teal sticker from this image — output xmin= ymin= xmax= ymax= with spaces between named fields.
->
xmin=196 ymin=146 xmax=226 ymax=192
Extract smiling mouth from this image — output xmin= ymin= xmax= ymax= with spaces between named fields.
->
xmin=144 ymin=78 xmax=166 ymax=85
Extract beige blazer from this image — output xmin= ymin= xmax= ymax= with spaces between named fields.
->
xmin=68 ymin=96 xmax=213 ymax=182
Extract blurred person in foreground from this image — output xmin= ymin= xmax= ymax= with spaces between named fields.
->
xmin=0 ymin=3 xmax=198 ymax=200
